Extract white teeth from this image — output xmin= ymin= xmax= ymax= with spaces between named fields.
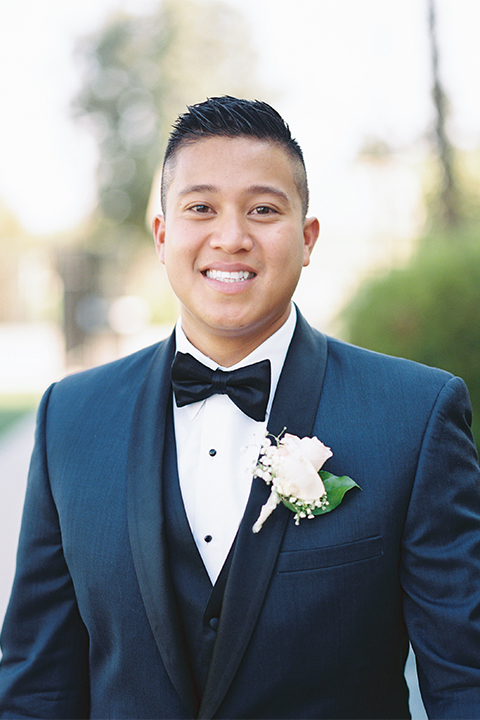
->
xmin=205 ymin=270 xmax=254 ymax=283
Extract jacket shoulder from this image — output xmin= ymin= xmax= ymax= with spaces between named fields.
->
xmin=325 ymin=335 xmax=453 ymax=388
xmin=44 ymin=335 xmax=174 ymax=423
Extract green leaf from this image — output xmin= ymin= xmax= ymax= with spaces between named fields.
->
xmin=312 ymin=472 xmax=361 ymax=515
xmin=280 ymin=472 xmax=361 ymax=518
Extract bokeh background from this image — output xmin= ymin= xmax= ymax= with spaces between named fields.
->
xmin=1 ymin=0 xmax=479 ymax=433
xmin=1 ymin=2 xmax=479 ymax=715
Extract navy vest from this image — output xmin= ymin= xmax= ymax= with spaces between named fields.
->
xmin=162 ymin=406 xmax=234 ymax=710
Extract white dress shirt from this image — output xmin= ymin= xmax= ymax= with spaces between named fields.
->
xmin=173 ymin=305 xmax=297 ymax=583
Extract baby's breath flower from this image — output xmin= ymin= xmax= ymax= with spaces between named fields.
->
xmin=252 ymin=430 xmax=357 ymax=533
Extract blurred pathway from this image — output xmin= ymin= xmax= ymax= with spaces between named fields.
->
xmin=0 ymin=412 xmax=427 ymax=717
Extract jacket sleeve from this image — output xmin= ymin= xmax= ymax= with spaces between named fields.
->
xmin=401 ymin=376 xmax=480 ymax=719
xmin=0 ymin=386 xmax=90 ymax=719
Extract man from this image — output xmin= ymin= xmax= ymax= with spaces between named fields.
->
xmin=1 ymin=96 xmax=480 ymax=719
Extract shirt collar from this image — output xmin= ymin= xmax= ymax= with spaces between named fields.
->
xmin=174 ymin=304 xmax=297 ymax=420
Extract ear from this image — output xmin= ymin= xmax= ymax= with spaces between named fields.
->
xmin=153 ymin=214 xmax=166 ymax=264
xmin=302 ymin=216 xmax=320 ymax=267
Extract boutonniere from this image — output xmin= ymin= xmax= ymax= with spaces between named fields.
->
xmin=252 ymin=431 xmax=360 ymax=533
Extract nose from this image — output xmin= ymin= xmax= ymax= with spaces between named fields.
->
xmin=209 ymin=211 xmax=253 ymax=253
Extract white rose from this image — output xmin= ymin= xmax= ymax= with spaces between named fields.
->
xmin=274 ymin=434 xmax=332 ymax=501
xmin=282 ymin=434 xmax=333 ymax=472
xmin=252 ymin=432 xmax=334 ymax=533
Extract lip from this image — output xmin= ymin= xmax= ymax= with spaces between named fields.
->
xmin=201 ymin=262 xmax=257 ymax=273
xmin=201 ymin=262 xmax=257 ymax=294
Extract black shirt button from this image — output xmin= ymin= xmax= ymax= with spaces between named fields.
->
xmin=209 ymin=617 xmax=219 ymax=631
xmin=209 ymin=448 xmax=217 ymax=457
xmin=204 ymin=535 xmax=213 ymax=543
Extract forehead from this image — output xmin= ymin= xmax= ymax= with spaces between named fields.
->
xmin=164 ymin=136 xmax=302 ymax=203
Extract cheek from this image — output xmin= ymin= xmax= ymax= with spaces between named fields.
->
xmin=163 ymin=236 xmax=192 ymax=269
xmin=165 ymin=224 xmax=204 ymax=263
xmin=162 ymin=241 xmax=200 ymax=297
xmin=269 ymin=237 xmax=305 ymax=280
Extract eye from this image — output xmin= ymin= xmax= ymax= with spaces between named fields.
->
xmin=189 ymin=204 xmax=212 ymax=214
xmin=251 ymin=205 xmax=277 ymax=216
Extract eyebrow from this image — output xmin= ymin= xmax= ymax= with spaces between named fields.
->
xmin=178 ymin=184 xmax=217 ymax=197
xmin=178 ymin=184 xmax=290 ymax=205
xmin=247 ymin=185 xmax=290 ymax=205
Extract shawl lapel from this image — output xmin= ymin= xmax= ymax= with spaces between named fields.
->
xmin=199 ymin=311 xmax=328 ymax=719
xmin=126 ymin=332 xmax=199 ymax=718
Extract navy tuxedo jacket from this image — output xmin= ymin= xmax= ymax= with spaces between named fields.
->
xmin=1 ymin=311 xmax=480 ymax=719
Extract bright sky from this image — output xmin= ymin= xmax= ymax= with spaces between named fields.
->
xmin=0 ymin=0 xmax=479 ymax=323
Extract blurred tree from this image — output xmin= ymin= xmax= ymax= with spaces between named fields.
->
xmin=340 ymin=0 xmax=480 ymax=449
xmin=341 ymin=229 xmax=480 ymax=446
xmin=62 ymin=0 xmax=260 ymax=362
xmin=73 ymin=0 xmax=259 ymax=250
xmin=427 ymin=0 xmax=461 ymax=228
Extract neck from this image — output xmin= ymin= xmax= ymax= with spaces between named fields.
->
xmin=180 ymin=308 xmax=292 ymax=367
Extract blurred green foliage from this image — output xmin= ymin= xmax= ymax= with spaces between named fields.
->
xmin=63 ymin=0 xmax=262 ymax=347
xmin=341 ymin=1 xmax=480 ymax=451
xmin=341 ymin=226 xmax=480 ymax=449
xmin=73 ymin=0 xmax=259 ymax=252
xmin=58 ymin=0 xmax=262 ymax=354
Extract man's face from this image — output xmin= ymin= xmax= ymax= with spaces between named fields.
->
xmin=154 ymin=136 xmax=319 ymax=361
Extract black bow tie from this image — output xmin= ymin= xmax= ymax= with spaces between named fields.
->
xmin=171 ymin=352 xmax=271 ymax=422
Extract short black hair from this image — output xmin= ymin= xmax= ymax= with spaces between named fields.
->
xmin=161 ymin=96 xmax=309 ymax=216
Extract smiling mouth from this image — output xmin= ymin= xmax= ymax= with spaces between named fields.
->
xmin=205 ymin=270 xmax=255 ymax=283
